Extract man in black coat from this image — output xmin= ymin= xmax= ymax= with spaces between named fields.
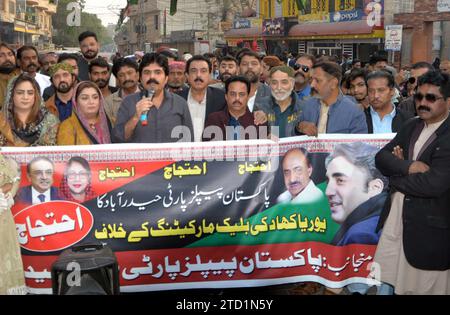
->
xmin=176 ymin=55 xmax=226 ymax=142
xmin=364 ymin=70 xmax=413 ymax=134
xmin=374 ymin=70 xmax=450 ymax=294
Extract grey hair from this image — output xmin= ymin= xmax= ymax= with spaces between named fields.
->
xmin=325 ymin=142 xmax=388 ymax=191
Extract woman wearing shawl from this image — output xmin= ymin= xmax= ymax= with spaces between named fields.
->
xmin=0 ymin=154 xmax=26 ymax=294
xmin=59 ymin=156 xmax=96 ymax=203
xmin=0 ymin=73 xmax=59 ymax=146
xmin=57 ymin=81 xmax=112 ymax=145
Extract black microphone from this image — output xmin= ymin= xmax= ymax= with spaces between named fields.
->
xmin=140 ymin=89 xmax=155 ymax=126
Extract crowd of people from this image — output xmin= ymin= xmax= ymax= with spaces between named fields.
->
xmin=0 ymin=30 xmax=449 ymax=295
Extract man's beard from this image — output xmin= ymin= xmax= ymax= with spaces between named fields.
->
xmin=245 ymin=71 xmax=259 ymax=83
xmin=168 ymin=81 xmax=183 ymax=89
xmin=0 ymin=62 xmax=16 ymax=74
xmin=83 ymin=50 xmax=98 ymax=59
xmin=56 ymin=82 xmax=73 ymax=93
xmin=95 ymin=79 xmax=108 ymax=89
xmin=219 ymin=72 xmax=233 ymax=82
xmin=271 ymin=88 xmax=293 ymax=102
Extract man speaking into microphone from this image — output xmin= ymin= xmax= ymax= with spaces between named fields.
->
xmin=112 ymin=53 xmax=194 ymax=143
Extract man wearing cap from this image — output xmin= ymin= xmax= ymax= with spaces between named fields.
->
xmin=256 ymin=66 xmax=304 ymax=138
xmin=45 ymin=63 xmax=76 ymax=122
xmin=167 ymin=60 xmax=188 ymax=93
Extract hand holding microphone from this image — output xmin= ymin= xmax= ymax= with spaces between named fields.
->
xmin=139 ymin=89 xmax=155 ymax=126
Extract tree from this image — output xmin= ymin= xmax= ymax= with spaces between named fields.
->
xmin=52 ymin=0 xmax=113 ymax=47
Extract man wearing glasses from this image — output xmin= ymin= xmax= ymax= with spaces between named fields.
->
xmin=293 ymin=54 xmax=316 ymax=102
xmin=18 ymin=157 xmax=61 ymax=205
xmin=374 ymin=70 xmax=450 ymax=295
xmin=398 ymin=62 xmax=434 ymax=116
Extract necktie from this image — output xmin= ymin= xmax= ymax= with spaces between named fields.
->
xmin=38 ymin=194 xmax=46 ymax=203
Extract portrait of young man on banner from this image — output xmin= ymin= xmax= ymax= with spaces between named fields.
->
xmin=325 ymin=142 xmax=388 ymax=246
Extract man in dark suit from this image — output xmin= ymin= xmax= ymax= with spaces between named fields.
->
xmin=18 ymin=157 xmax=61 ymax=205
xmin=203 ymin=76 xmax=268 ymax=141
xmin=374 ymin=70 xmax=450 ymax=294
xmin=176 ymin=55 xmax=227 ymax=142
xmin=364 ymin=70 xmax=413 ymax=134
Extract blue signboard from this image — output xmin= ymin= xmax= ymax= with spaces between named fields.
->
xmin=331 ymin=9 xmax=363 ymax=23
xmin=233 ymin=19 xmax=251 ymax=29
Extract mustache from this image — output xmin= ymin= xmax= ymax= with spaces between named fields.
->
xmin=27 ymin=63 xmax=38 ymax=69
xmin=311 ymin=88 xmax=318 ymax=95
xmin=295 ymin=72 xmax=305 ymax=79
xmin=289 ymin=181 xmax=301 ymax=187
xmin=194 ymin=77 xmax=204 ymax=83
xmin=1 ymin=61 xmax=15 ymax=67
xmin=146 ymin=78 xmax=160 ymax=85
xmin=418 ymin=105 xmax=431 ymax=112
xmin=122 ymin=80 xmax=135 ymax=85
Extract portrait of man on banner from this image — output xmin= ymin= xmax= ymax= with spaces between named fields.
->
xmin=17 ymin=157 xmax=61 ymax=205
xmin=325 ymin=142 xmax=388 ymax=246
xmin=277 ymin=147 xmax=324 ymax=205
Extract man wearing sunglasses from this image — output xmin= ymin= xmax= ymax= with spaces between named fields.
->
xmin=293 ymin=54 xmax=315 ymax=102
xmin=365 ymin=71 xmax=413 ymax=134
xmin=374 ymin=70 xmax=450 ymax=295
xmin=398 ymin=62 xmax=434 ymax=116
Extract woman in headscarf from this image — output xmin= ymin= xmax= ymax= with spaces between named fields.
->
xmin=59 ymin=156 xmax=96 ymax=203
xmin=57 ymin=81 xmax=112 ymax=145
xmin=0 ymin=73 xmax=59 ymax=146
xmin=0 ymin=154 xmax=26 ymax=294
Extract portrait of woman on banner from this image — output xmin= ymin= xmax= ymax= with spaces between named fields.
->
xmin=59 ymin=156 xmax=96 ymax=203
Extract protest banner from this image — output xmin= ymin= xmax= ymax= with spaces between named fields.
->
xmin=3 ymin=134 xmax=394 ymax=293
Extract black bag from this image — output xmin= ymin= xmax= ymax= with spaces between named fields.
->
xmin=51 ymin=243 xmax=120 ymax=295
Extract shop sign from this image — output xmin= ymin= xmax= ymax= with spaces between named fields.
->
xmin=332 ymin=9 xmax=363 ymax=22
xmin=233 ymin=19 xmax=251 ymax=29
xmin=262 ymin=17 xmax=286 ymax=36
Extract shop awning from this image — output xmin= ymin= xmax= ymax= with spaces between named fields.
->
xmin=288 ymin=20 xmax=375 ymax=38
xmin=224 ymin=27 xmax=260 ymax=39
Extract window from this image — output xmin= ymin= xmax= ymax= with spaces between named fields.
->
xmin=394 ymin=0 xmax=415 ymax=13
xmin=9 ymin=1 xmax=15 ymax=15
xmin=154 ymin=14 xmax=158 ymax=30
xmin=336 ymin=0 xmax=355 ymax=11
xmin=311 ymin=0 xmax=329 ymax=13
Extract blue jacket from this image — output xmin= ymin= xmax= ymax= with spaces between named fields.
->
xmin=297 ymin=94 xmax=368 ymax=134
xmin=332 ymin=192 xmax=387 ymax=246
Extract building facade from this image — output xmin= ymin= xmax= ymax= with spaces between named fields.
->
xmin=224 ymin=0 xmax=387 ymax=62
xmin=393 ymin=0 xmax=450 ymax=66
xmin=0 ymin=0 xmax=57 ymax=49
xmin=115 ymin=0 xmax=224 ymax=55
